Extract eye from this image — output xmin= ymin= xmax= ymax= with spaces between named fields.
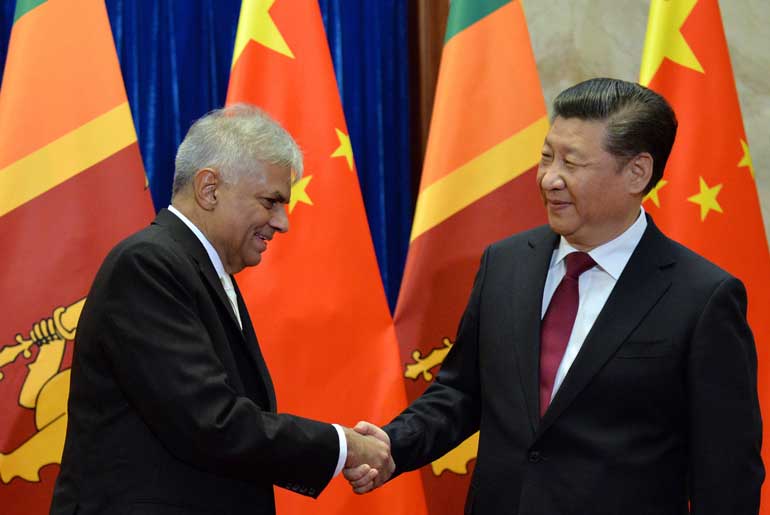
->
xmin=259 ymin=198 xmax=277 ymax=209
xmin=540 ymin=152 xmax=553 ymax=163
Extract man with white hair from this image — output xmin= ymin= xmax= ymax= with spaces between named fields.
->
xmin=50 ymin=105 xmax=390 ymax=515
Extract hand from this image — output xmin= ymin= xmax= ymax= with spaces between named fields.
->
xmin=343 ymin=421 xmax=395 ymax=494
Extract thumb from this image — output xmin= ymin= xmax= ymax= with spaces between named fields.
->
xmin=354 ymin=420 xmax=378 ymax=436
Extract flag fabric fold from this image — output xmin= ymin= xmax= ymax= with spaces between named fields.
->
xmin=226 ymin=1 xmax=427 ymax=513
xmin=0 ymin=0 xmax=154 ymax=513
xmin=394 ymin=1 xmax=548 ymax=513
xmin=640 ymin=1 xmax=770 ymax=512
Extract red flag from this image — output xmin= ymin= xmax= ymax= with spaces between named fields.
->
xmin=394 ymin=1 xmax=548 ymax=513
xmin=0 ymin=0 xmax=154 ymax=513
xmin=226 ymin=1 xmax=427 ymax=513
xmin=640 ymin=1 xmax=770 ymax=511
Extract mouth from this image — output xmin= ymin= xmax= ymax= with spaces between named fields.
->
xmin=546 ymin=199 xmax=572 ymax=211
xmin=255 ymin=232 xmax=271 ymax=251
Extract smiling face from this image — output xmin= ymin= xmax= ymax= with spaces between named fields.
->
xmin=207 ymin=161 xmax=292 ymax=273
xmin=537 ymin=116 xmax=645 ymax=250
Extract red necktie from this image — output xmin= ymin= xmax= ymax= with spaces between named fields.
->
xmin=539 ymin=251 xmax=596 ymax=417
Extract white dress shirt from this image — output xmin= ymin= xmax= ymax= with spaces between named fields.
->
xmin=541 ymin=208 xmax=648 ymax=400
xmin=167 ymin=206 xmax=347 ymax=476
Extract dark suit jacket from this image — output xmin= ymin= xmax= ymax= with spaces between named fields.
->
xmin=50 ymin=209 xmax=339 ymax=515
xmin=385 ymin=216 xmax=764 ymax=515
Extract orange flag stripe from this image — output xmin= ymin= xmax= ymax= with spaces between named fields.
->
xmin=0 ymin=0 xmax=127 ymax=169
xmin=419 ymin=0 xmax=546 ymax=191
xmin=0 ymin=102 xmax=138 ymax=218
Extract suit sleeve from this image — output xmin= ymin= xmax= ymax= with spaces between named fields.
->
xmin=688 ymin=276 xmax=764 ymax=514
xmin=96 ymin=241 xmax=339 ymax=496
xmin=384 ymin=248 xmax=489 ymax=474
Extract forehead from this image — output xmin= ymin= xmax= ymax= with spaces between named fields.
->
xmin=238 ymin=161 xmax=291 ymax=195
xmin=544 ymin=116 xmax=608 ymax=155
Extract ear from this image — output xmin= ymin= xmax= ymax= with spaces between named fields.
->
xmin=625 ymin=153 xmax=653 ymax=195
xmin=192 ymin=168 xmax=220 ymax=211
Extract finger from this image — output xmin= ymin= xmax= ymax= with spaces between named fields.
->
xmin=353 ymin=481 xmax=375 ymax=495
xmin=343 ymin=464 xmax=370 ymax=482
xmin=350 ymin=468 xmax=378 ymax=489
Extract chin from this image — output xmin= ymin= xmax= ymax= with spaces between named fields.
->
xmin=547 ymin=218 xmax=572 ymax=237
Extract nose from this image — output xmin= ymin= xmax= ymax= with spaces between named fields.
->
xmin=538 ymin=162 xmax=565 ymax=191
xmin=271 ymin=205 xmax=289 ymax=233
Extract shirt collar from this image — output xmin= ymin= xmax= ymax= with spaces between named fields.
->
xmin=167 ymin=205 xmax=228 ymax=279
xmin=553 ymin=207 xmax=647 ymax=281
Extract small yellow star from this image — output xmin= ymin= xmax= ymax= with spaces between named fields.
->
xmin=289 ymin=175 xmax=313 ymax=213
xmin=231 ymin=0 xmax=294 ymax=69
xmin=330 ymin=128 xmax=354 ymax=171
xmin=738 ymin=139 xmax=754 ymax=178
xmin=639 ymin=0 xmax=704 ymax=86
xmin=687 ymin=176 xmax=723 ymax=221
xmin=643 ymin=179 xmax=669 ymax=208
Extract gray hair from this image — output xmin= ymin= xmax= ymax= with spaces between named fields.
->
xmin=172 ymin=104 xmax=303 ymax=197
xmin=552 ymin=78 xmax=677 ymax=194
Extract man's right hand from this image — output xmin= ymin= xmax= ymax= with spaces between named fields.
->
xmin=343 ymin=421 xmax=395 ymax=494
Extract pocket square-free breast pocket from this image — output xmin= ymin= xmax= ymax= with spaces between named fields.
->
xmin=615 ymin=339 xmax=672 ymax=359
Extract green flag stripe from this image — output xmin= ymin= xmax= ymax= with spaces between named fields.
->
xmin=14 ymin=0 xmax=47 ymax=23
xmin=444 ymin=0 xmax=510 ymax=43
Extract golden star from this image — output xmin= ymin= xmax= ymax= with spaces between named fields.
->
xmin=330 ymin=128 xmax=354 ymax=171
xmin=643 ymin=179 xmax=669 ymax=208
xmin=289 ymin=175 xmax=313 ymax=213
xmin=639 ymin=0 xmax=704 ymax=86
xmin=687 ymin=176 xmax=723 ymax=221
xmin=738 ymin=139 xmax=754 ymax=178
xmin=231 ymin=0 xmax=294 ymax=69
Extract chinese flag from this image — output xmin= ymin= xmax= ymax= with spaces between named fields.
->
xmin=225 ymin=1 xmax=427 ymax=514
xmin=640 ymin=1 xmax=770 ymax=512
xmin=394 ymin=1 xmax=547 ymax=513
xmin=0 ymin=0 xmax=154 ymax=513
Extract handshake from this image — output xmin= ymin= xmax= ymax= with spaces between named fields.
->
xmin=342 ymin=421 xmax=394 ymax=494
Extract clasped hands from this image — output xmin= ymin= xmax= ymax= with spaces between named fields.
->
xmin=342 ymin=421 xmax=393 ymax=494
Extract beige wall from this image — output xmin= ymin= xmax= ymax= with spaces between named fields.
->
xmin=523 ymin=0 xmax=770 ymax=240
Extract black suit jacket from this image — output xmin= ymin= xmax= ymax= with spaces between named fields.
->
xmin=50 ymin=209 xmax=339 ymax=515
xmin=385 ymin=217 xmax=764 ymax=515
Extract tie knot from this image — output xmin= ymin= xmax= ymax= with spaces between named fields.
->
xmin=564 ymin=251 xmax=596 ymax=279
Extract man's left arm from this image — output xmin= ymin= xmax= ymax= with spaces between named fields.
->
xmin=688 ymin=276 xmax=764 ymax=514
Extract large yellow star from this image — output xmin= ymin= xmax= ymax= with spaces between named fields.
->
xmin=643 ymin=179 xmax=669 ymax=208
xmin=231 ymin=0 xmax=294 ymax=69
xmin=330 ymin=128 xmax=354 ymax=171
xmin=738 ymin=139 xmax=754 ymax=178
xmin=639 ymin=0 xmax=704 ymax=86
xmin=289 ymin=175 xmax=313 ymax=213
xmin=687 ymin=176 xmax=723 ymax=221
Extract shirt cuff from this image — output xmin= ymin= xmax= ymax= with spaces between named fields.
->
xmin=331 ymin=423 xmax=347 ymax=478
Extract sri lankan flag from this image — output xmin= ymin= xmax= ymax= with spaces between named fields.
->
xmin=394 ymin=1 xmax=547 ymax=513
xmin=225 ymin=1 xmax=427 ymax=514
xmin=0 ymin=1 xmax=153 ymax=513
xmin=640 ymin=1 xmax=770 ymax=511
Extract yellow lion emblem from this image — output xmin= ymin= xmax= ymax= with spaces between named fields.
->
xmin=405 ymin=337 xmax=479 ymax=476
xmin=0 ymin=299 xmax=84 ymax=484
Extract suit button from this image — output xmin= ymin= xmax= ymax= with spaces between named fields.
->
xmin=528 ymin=450 xmax=542 ymax=463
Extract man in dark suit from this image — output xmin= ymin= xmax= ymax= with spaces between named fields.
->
xmin=50 ymin=105 xmax=390 ymax=515
xmin=345 ymin=78 xmax=764 ymax=514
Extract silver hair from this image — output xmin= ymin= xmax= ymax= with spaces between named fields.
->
xmin=172 ymin=104 xmax=303 ymax=196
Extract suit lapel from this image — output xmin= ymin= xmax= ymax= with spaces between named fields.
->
xmin=536 ymin=218 xmax=675 ymax=437
xmin=232 ymin=279 xmax=277 ymax=412
xmin=507 ymin=227 xmax=559 ymax=434
xmin=155 ymin=209 xmax=244 ymax=333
